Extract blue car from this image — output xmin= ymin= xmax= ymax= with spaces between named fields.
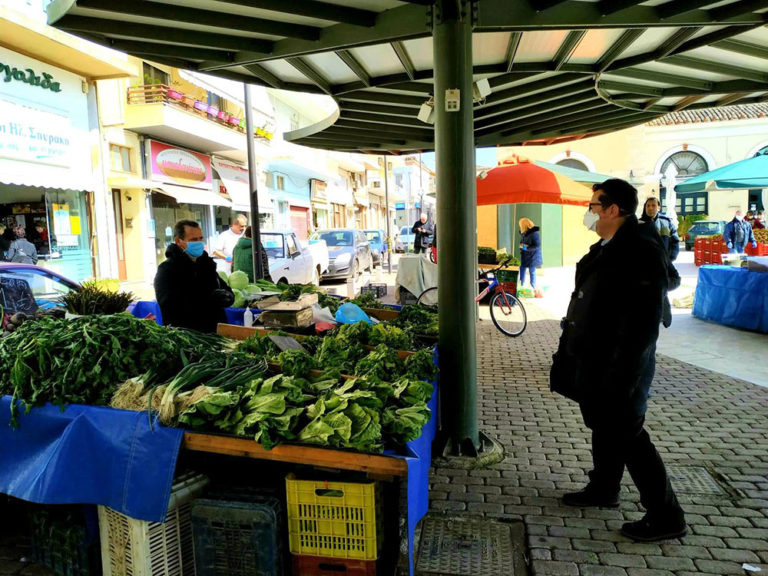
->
xmin=0 ymin=262 xmax=79 ymax=316
xmin=364 ymin=229 xmax=387 ymax=267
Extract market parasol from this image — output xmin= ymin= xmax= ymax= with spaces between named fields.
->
xmin=675 ymin=148 xmax=768 ymax=194
xmin=477 ymin=157 xmax=592 ymax=207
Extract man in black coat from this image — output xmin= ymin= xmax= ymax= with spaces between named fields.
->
xmin=154 ymin=220 xmax=234 ymax=333
xmin=411 ymin=214 xmax=433 ymax=255
xmin=551 ymin=179 xmax=686 ymax=542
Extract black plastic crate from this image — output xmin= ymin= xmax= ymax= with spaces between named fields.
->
xmin=191 ymin=495 xmax=284 ymax=576
xmin=360 ymin=283 xmax=387 ymax=298
xmin=28 ymin=504 xmax=101 ymax=576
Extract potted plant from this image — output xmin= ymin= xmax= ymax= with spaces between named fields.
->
xmin=193 ymin=100 xmax=207 ymax=112
xmin=228 ymin=115 xmax=241 ymax=126
xmin=217 ymin=109 xmax=228 ymax=121
xmin=206 ymin=104 xmax=219 ymax=116
xmin=167 ymin=89 xmax=183 ymax=101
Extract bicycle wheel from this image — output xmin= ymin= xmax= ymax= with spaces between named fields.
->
xmin=416 ymin=286 xmax=438 ymax=311
xmin=489 ymin=290 xmax=527 ymax=337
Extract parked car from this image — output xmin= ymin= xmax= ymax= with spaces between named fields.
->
xmin=309 ymin=228 xmax=373 ymax=280
xmin=684 ymin=220 xmax=727 ymax=250
xmin=260 ymin=231 xmax=327 ymax=285
xmin=364 ymin=229 xmax=387 ymax=267
xmin=0 ymin=262 xmax=79 ymax=316
xmin=395 ymin=226 xmax=415 ymax=253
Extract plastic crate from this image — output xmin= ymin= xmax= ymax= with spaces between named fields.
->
xmin=98 ymin=472 xmax=209 ymax=576
xmin=292 ymin=554 xmax=377 ymax=576
xmin=191 ymin=493 xmax=284 ymax=576
xmin=496 ymin=269 xmax=519 ymax=283
xmin=29 ymin=505 xmax=100 ymax=576
xmin=360 ymin=283 xmax=387 ymax=298
xmin=285 ymin=474 xmax=381 ymax=560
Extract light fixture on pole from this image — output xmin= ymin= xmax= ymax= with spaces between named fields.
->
xmin=417 ymin=97 xmax=435 ymax=124
xmin=472 ymin=78 xmax=492 ymax=103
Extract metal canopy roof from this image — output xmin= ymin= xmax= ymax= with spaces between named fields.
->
xmin=48 ymin=0 xmax=768 ymax=153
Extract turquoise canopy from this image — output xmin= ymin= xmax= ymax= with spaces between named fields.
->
xmin=675 ymin=150 xmax=768 ymax=194
xmin=533 ymin=161 xmax=625 ymax=185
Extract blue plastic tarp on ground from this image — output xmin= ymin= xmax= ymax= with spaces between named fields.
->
xmin=0 ymin=397 xmax=184 ymax=522
xmin=693 ymin=266 xmax=768 ymax=333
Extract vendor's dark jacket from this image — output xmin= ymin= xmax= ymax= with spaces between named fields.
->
xmin=551 ymin=216 xmax=672 ymax=417
xmin=154 ymin=243 xmax=232 ymax=333
xmin=411 ymin=220 xmax=433 ymax=249
xmin=520 ymin=226 xmax=543 ymax=268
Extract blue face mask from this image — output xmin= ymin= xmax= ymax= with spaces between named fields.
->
xmin=184 ymin=241 xmax=205 ymax=258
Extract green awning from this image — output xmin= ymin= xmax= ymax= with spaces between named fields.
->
xmin=675 ymin=151 xmax=768 ymax=194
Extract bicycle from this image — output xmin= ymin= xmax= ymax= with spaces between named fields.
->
xmin=416 ymin=257 xmax=527 ymax=337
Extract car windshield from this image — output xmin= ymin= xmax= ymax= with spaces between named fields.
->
xmin=0 ymin=267 xmax=77 ymax=315
xmin=316 ymin=231 xmax=353 ymax=247
xmin=365 ymin=232 xmax=381 ymax=243
xmin=260 ymin=233 xmax=285 ymax=259
xmin=400 ymin=227 xmax=411 ymax=236
xmin=691 ymin=222 xmax=721 ymax=233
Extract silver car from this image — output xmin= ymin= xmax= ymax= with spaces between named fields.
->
xmin=309 ymin=229 xmax=373 ymax=280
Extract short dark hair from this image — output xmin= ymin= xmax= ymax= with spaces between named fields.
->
xmin=244 ymin=226 xmax=252 ymax=239
xmin=174 ymin=219 xmax=200 ymax=240
xmin=592 ymin=179 xmax=638 ymax=215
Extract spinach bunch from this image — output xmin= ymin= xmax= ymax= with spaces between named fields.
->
xmin=354 ymin=344 xmax=404 ymax=381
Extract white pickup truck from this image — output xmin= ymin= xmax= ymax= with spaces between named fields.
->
xmin=260 ymin=231 xmax=329 ymax=285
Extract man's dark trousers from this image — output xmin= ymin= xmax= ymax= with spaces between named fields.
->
xmin=579 ymin=354 xmax=681 ymax=519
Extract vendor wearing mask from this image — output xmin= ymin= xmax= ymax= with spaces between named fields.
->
xmin=724 ymin=210 xmax=757 ymax=254
xmin=154 ymin=219 xmax=234 ymax=333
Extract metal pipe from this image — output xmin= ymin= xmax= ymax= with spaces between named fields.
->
xmin=384 ymin=156 xmax=392 ymax=274
xmin=244 ymin=84 xmax=264 ymax=280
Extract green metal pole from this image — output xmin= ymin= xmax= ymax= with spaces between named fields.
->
xmin=434 ymin=0 xmax=478 ymax=455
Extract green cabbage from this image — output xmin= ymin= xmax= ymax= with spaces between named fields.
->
xmin=232 ymin=289 xmax=246 ymax=308
xmin=229 ymin=270 xmax=249 ymax=290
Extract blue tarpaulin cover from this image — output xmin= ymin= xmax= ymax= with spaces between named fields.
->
xmin=0 ymin=397 xmax=184 ymax=522
xmin=693 ymin=266 xmax=768 ymax=333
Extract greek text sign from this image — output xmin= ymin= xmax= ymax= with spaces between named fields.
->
xmin=0 ymin=99 xmax=72 ymax=167
xmin=0 ymin=62 xmax=62 ymax=93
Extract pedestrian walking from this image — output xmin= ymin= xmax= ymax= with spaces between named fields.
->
xmin=411 ymin=214 xmax=433 ymax=256
xmin=550 ymin=179 xmax=687 ymax=542
xmin=518 ymin=218 xmax=542 ymax=297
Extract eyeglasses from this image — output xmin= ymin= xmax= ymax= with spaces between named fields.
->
xmin=588 ymin=202 xmax=604 ymax=211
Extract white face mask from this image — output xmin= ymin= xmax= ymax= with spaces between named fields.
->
xmin=735 ymin=214 xmax=743 ymax=221
xmin=583 ymin=209 xmax=600 ymax=232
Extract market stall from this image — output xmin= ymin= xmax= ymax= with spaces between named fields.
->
xmin=0 ymin=287 xmax=439 ymax=575
xmin=693 ymin=264 xmax=768 ymax=333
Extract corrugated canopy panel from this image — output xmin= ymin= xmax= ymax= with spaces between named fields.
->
xmin=47 ymin=0 xmax=768 ymax=153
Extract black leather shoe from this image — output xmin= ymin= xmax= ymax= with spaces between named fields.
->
xmin=562 ymin=486 xmax=619 ymax=508
xmin=621 ymin=515 xmax=687 ymax=542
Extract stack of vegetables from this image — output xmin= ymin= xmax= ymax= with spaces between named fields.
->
xmin=0 ymin=313 xmax=225 ymax=425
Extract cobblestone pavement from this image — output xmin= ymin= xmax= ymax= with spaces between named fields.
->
xmin=430 ymin=301 xmax=768 ymax=575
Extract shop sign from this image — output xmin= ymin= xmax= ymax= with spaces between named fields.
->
xmin=148 ymin=140 xmax=212 ymax=189
xmin=0 ymin=62 xmax=62 ymax=93
xmin=395 ymin=202 xmax=406 ymax=210
xmin=0 ymin=99 xmax=72 ymax=167
xmin=310 ymin=179 xmax=327 ymax=203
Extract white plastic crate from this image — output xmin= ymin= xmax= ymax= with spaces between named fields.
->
xmin=98 ymin=472 xmax=209 ymax=576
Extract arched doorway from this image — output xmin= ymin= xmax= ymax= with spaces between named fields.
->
xmin=660 ymin=151 xmax=710 ymax=216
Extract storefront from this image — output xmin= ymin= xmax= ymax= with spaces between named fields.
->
xmin=0 ymin=46 xmax=96 ymax=282
xmin=211 ymin=156 xmax=274 ymax=232
xmin=143 ymin=140 xmax=231 ymax=267
xmin=267 ymin=160 xmax=330 ymax=238
xmin=310 ymin=179 xmax=329 ymax=230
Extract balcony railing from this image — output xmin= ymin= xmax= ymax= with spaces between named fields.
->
xmin=126 ymin=84 xmax=274 ymax=140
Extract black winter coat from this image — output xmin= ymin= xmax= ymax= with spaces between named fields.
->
xmin=154 ymin=243 xmax=232 ymax=333
xmin=551 ymin=216 xmax=671 ymax=417
xmin=411 ymin=220 xmax=433 ymax=249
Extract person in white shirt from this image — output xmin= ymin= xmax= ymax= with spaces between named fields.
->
xmin=212 ymin=214 xmax=247 ymax=273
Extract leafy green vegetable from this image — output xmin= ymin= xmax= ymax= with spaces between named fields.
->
xmin=228 ymin=270 xmax=249 ymax=290
xmin=354 ymin=344 xmax=404 ymax=381
xmin=405 ymin=348 xmax=438 ymax=382
xmin=369 ymin=323 xmax=410 ymax=350
xmin=277 ymin=349 xmax=316 ymax=378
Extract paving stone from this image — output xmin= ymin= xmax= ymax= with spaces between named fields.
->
xmin=530 ymin=560 xmax=579 ymax=575
xmin=694 ymin=559 xmax=754 ymax=574
xmin=709 ymin=547 xmax=761 ymax=563
xmin=580 ymin=566 xmax=628 ymax=576
xmin=552 ymin=549 xmax=599 ymax=563
xmin=691 ymin=524 xmax=739 ymax=537
xmin=599 ymin=553 xmax=647 ymax=568
xmin=659 ymin=544 xmax=712 ymax=559
xmin=645 ymin=555 xmax=696 ymax=571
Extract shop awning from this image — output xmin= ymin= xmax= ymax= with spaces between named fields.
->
xmin=153 ymin=183 xmax=231 ymax=207
xmin=211 ymin=158 xmax=273 ymax=213
xmin=0 ymin=162 xmax=93 ymax=192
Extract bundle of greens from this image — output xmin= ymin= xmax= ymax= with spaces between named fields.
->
xmin=368 ymin=323 xmax=410 ymax=350
xmin=354 ymin=344 xmax=404 ymax=381
xmin=405 ymin=348 xmax=438 ymax=382
xmin=349 ymin=292 xmax=392 ymax=310
xmin=59 ymin=281 xmax=135 ymax=315
xmin=0 ymin=314 xmax=225 ymax=425
xmin=277 ymin=349 xmax=316 ymax=378
xmin=391 ymin=304 xmax=439 ymax=337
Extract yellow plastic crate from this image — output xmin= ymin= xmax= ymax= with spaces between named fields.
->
xmin=286 ymin=474 xmax=381 ymax=560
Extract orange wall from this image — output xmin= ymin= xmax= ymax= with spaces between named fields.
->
xmin=477 ymin=204 xmax=497 ymax=249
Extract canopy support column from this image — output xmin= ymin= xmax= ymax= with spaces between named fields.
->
xmin=434 ymin=0 xmax=478 ymax=456
xmin=245 ymin=84 xmax=265 ymax=280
